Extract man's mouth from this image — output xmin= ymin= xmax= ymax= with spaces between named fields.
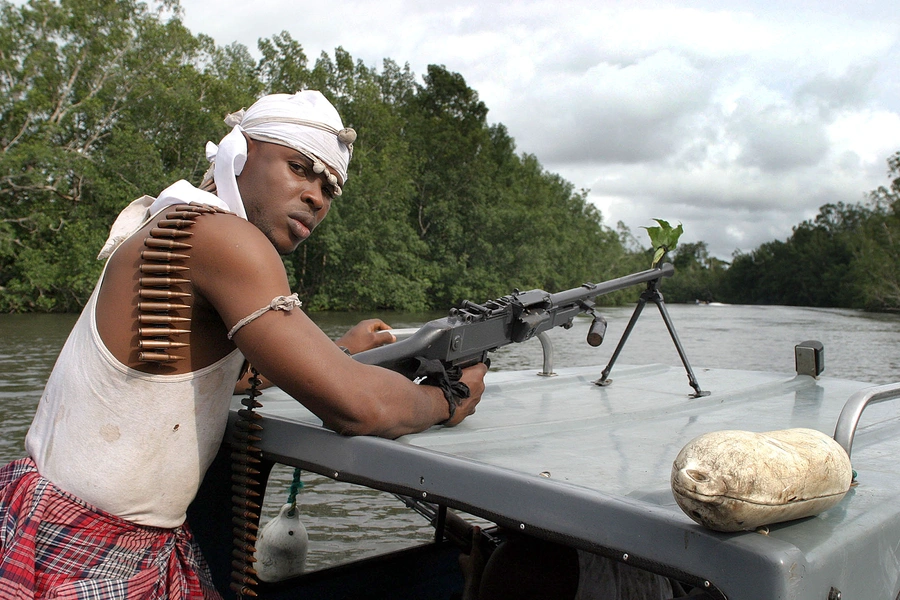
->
xmin=289 ymin=214 xmax=314 ymax=239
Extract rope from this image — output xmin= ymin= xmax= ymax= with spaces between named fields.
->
xmin=286 ymin=468 xmax=304 ymax=517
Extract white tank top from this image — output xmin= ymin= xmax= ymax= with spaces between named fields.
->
xmin=26 ymin=263 xmax=245 ymax=529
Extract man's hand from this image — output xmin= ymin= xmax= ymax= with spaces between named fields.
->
xmin=444 ymin=362 xmax=488 ymax=427
xmin=335 ymin=319 xmax=396 ymax=354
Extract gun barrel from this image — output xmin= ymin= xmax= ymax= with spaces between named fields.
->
xmin=548 ymin=262 xmax=674 ymax=306
xmin=353 ymin=263 xmax=675 ymax=375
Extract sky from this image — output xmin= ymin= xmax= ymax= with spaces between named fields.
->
xmin=176 ymin=0 xmax=900 ymax=260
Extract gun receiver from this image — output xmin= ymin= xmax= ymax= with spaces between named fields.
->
xmin=353 ymin=263 xmax=675 ymax=378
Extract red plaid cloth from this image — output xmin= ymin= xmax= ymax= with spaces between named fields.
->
xmin=0 ymin=457 xmax=222 ymax=599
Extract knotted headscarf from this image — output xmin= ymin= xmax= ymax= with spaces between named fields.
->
xmin=98 ymin=91 xmax=355 ymax=259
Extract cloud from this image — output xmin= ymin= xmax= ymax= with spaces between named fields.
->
xmin=507 ymin=50 xmax=718 ymax=165
xmin=175 ymin=0 xmax=900 ymax=259
xmin=730 ymin=105 xmax=830 ymax=171
xmin=796 ymin=62 xmax=879 ymax=113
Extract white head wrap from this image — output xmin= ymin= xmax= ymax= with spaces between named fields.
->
xmin=98 ymin=91 xmax=355 ymax=260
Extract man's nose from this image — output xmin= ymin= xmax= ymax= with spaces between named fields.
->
xmin=302 ymin=182 xmax=326 ymax=211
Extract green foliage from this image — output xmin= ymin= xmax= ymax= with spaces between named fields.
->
xmin=4 ymin=0 xmax=897 ymax=314
xmin=718 ymin=202 xmax=870 ymax=308
xmin=0 ymin=0 xmax=257 ymax=311
xmin=853 ymin=152 xmax=900 ymax=310
xmin=642 ymin=218 xmax=683 ymax=267
xmin=660 ymin=241 xmax=727 ymax=303
xmin=0 ymin=4 xmax=644 ymax=313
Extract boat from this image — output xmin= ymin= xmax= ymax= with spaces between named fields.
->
xmin=188 ymin=293 xmax=900 ymax=600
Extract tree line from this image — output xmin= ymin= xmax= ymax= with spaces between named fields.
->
xmin=663 ymin=152 xmax=900 ymax=311
xmin=1 ymin=0 xmax=898 ymax=313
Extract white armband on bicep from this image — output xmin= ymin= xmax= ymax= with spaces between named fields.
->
xmin=227 ymin=294 xmax=303 ymax=340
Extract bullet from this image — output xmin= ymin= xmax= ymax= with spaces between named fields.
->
xmin=229 ymin=583 xmax=257 ymax=597
xmin=150 ymin=227 xmax=193 ymax=239
xmin=230 ymin=464 xmax=261 ymax=476
xmin=232 ymin=539 xmax=257 ymax=554
xmin=232 ymin=549 xmax=259 ymax=562
xmin=231 ymin=474 xmax=260 ymax=487
xmin=139 ymin=289 xmax=191 ymax=300
xmin=231 ymin=507 xmax=260 ymax=522
xmin=157 ymin=218 xmax=196 ymax=229
xmin=138 ymin=301 xmax=190 ymax=312
xmin=139 ymin=352 xmax=185 ymax=362
xmin=237 ymin=409 xmax=262 ymax=421
xmin=139 ymin=264 xmax=189 ymax=274
xmin=138 ymin=340 xmax=189 ymax=350
xmin=231 ymin=495 xmax=261 ymax=510
xmin=138 ymin=315 xmax=190 ymax=324
xmin=231 ymin=485 xmax=261 ymax=498
xmin=141 ymin=250 xmax=190 ymax=262
xmin=139 ymin=277 xmax=191 ymax=287
xmin=165 ymin=210 xmax=202 ymax=219
xmin=229 ymin=451 xmax=261 ymax=463
xmin=139 ymin=327 xmax=191 ymax=337
xmin=231 ymin=560 xmax=258 ymax=575
xmin=230 ymin=570 xmax=258 ymax=585
xmin=232 ymin=517 xmax=260 ymax=531
xmin=234 ymin=420 xmax=263 ymax=432
xmin=232 ymin=528 xmax=258 ymax=543
xmin=179 ymin=204 xmax=219 ymax=213
xmin=231 ymin=431 xmax=262 ymax=443
xmin=144 ymin=237 xmax=193 ymax=250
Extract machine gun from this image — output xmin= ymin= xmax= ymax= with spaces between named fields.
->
xmin=354 ymin=262 xmax=707 ymax=397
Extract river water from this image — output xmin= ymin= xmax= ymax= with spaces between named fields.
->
xmin=2 ymin=303 xmax=899 ymax=570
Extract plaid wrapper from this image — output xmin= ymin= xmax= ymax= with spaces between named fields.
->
xmin=0 ymin=457 xmax=222 ymax=599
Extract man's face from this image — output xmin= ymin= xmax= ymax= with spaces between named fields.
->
xmin=237 ymin=137 xmax=338 ymax=254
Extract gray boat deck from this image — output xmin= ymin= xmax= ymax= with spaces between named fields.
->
xmin=229 ymin=363 xmax=900 ymax=599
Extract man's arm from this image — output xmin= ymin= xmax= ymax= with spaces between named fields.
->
xmin=191 ymin=214 xmax=485 ymax=438
xmin=234 ymin=319 xmax=395 ymax=393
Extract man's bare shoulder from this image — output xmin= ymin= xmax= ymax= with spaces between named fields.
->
xmin=188 ymin=211 xmax=277 ymax=261
xmin=185 ymin=210 xmax=294 ymax=329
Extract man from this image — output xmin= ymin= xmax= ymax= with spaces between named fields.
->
xmin=0 ymin=91 xmax=486 ymax=598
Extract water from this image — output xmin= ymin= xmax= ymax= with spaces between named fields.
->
xmin=0 ymin=314 xmax=78 ymax=461
xmin=2 ymin=304 xmax=899 ymax=570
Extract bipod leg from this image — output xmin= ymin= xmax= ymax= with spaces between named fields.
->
xmin=649 ymin=292 xmax=709 ymax=398
xmin=595 ymin=292 xmax=650 ymax=386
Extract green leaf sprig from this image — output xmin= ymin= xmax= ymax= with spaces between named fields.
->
xmin=642 ymin=219 xmax=684 ymax=267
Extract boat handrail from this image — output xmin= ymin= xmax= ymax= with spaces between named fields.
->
xmin=833 ymin=381 xmax=900 ymax=457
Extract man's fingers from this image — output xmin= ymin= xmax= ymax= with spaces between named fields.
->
xmin=371 ymin=319 xmax=393 ymax=331
xmin=376 ymin=329 xmax=396 ymax=344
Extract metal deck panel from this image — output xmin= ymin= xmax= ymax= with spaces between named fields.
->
xmin=229 ymin=364 xmax=900 ymax=599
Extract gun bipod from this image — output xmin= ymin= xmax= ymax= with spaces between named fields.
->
xmin=594 ymin=279 xmax=709 ymax=398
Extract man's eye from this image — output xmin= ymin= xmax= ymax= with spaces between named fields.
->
xmin=289 ymin=162 xmax=307 ymax=175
